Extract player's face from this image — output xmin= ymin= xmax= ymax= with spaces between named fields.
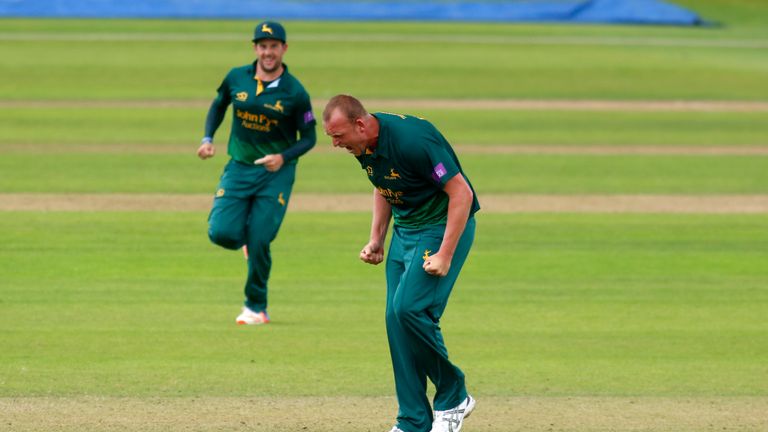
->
xmin=324 ymin=110 xmax=366 ymax=156
xmin=254 ymin=39 xmax=287 ymax=73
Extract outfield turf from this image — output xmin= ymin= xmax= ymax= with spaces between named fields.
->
xmin=2 ymin=151 xmax=768 ymax=194
xmin=2 ymin=212 xmax=767 ymax=397
xmin=1 ymin=12 xmax=768 ymax=101
xmin=4 ymin=107 xmax=768 ymax=146
xmin=1 ymin=211 xmax=767 ymax=431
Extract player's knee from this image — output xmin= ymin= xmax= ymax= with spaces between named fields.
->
xmin=247 ymin=231 xmax=271 ymax=248
xmin=392 ymin=302 xmax=421 ymax=328
xmin=208 ymin=227 xmax=243 ymax=250
xmin=248 ymin=221 xmax=280 ymax=245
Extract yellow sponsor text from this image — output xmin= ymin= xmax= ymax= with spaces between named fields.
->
xmin=376 ymin=186 xmax=404 ymax=204
xmin=236 ymin=109 xmax=279 ymax=132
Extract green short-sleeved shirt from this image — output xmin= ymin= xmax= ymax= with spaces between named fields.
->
xmin=356 ymin=112 xmax=480 ymax=228
xmin=213 ymin=63 xmax=315 ymax=164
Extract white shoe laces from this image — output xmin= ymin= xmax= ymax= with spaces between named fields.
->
xmin=432 ymin=397 xmax=472 ymax=432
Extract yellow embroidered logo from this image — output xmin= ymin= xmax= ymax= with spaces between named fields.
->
xmin=261 ymin=24 xmax=273 ymax=34
xmin=278 ymin=192 xmax=286 ymax=206
xmin=385 ymin=168 xmax=401 ymax=180
xmin=236 ymin=92 xmax=248 ymax=102
xmin=264 ymin=100 xmax=284 ymax=113
xmin=366 ymin=166 xmax=373 ymax=176
xmin=216 ymin=188 xmax=225 ymax=197
xmin=422 ymin=249 xmax=431 ymax=261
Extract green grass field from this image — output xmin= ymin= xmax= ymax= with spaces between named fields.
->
xmin=2 ymin=152 xmax=768 ymax=194
xmin=1 ymin=0 xmax=768 ymax=430
xmin=5 ymin=107 xmax=768 ymax=146
xmin=2 ymin=212 xmax=767 ymax=397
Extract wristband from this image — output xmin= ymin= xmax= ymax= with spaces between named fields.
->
xmin=201 ymin=137 xmax=213 ymax=145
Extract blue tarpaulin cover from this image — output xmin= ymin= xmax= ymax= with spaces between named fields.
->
xmin=0 ymin=0 xmax=704 ymax=26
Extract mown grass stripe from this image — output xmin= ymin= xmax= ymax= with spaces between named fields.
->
xmin=2 ymin=193 xmax=768 ymax=213
xmin=5 ymin=143 xmax=768 ymax=156
xmin=1 ymin=32 xmax=767 ymax=48
xmin=2 ymin=99 xmax=768 ymax=111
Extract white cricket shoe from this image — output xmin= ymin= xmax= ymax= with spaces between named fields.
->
xmin=235 ymin=306 xmax=270 ymax=325
xmin=431 ymin=395 xmax=475 ymax=432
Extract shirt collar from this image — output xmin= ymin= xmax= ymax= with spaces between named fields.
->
xmin=367 ymin=113 xmax=390 ymax=159
xmin=249 ymin=62 xmax=289 ymax=84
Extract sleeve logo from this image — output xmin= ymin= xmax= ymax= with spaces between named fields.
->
xmin=303 ymin=110 xmax=315 ymax=124
xmin=431 ymin=162 xmax=447 ymax=182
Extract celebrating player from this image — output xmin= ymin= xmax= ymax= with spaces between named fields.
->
xmin=323 ymin=95 xmax=480 ymax=432
xmin=197 ymin=21 xmax=316 ymax=325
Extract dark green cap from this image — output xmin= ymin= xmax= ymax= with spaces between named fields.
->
xmin=252 ymin=21 xmax=286 ymax=43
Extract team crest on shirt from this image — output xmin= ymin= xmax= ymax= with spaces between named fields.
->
xmin=264 ymin=100 xmax=284 ymax=113
xmin=236 ymin=92 xmax=248 ymax=102
xmin=422 ymin=249 xmax=431 ymax=260
xmin=216 ymin=188 xmax=225 ymax=197
xmin=384 ymin=168 xmax=401 ymax=180
xmin=366 ymin=166 xmax=373 ymax=176
xmin=278 ymin=192 xmax=286 ymax=206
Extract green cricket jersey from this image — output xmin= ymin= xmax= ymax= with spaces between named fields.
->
xmin=205 ymin=62 xmax=316 ymax=164
xmin=356 ymin=112 xmax=480 ymax=228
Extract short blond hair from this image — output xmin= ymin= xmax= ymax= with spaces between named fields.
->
xmin=323 ymin=94 xmax=368 ymax=123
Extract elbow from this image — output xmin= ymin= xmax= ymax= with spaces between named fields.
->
xmin=456 ymin=179 xmax=474 ymax=204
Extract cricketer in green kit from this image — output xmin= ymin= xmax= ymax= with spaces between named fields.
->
xmin=323 ymin=95 xmax=480 ymax=432
xmin=197 ymin=21 xmax=316 ymax=325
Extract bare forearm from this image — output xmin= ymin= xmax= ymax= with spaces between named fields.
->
xmin=439 ymin=175 xmax=473 ymax=259
xmin=359 ymin=189 xmax=392 ymax=265
xmin=370 ymin=189 xmax=392 ymax=244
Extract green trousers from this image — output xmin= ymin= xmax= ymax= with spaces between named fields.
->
xmin=207 ymin=159 xmax=295 ymax=312
xmin=386 ymin=217 xmax=476 ymax=432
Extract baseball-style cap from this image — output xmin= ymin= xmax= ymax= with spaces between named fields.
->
xmin=252 ymin=21 xmax=286 ymax=43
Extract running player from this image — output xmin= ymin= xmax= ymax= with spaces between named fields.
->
xmin=197 ymin=21 xmax=316 ymax=325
